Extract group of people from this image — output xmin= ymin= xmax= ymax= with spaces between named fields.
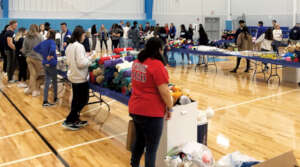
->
xmin=230 ymin=19 xmax=294 ymax=73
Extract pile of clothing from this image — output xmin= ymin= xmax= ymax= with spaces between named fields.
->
xmin=281 ymin=44 xmax=300 ymax=62
xmin=88 ymin=51 xmax=137 ymax=96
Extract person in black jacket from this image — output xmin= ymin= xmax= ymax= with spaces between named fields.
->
xmin=187 ymin=24 xmax=194 ymax=41
xmin=289 ymin=23 xmax=300 ymax=44
xmin=15 ymin=27 xmax=27 ymax=87
xmin=198 ymin=24 xmax=209 ymax=45
xmin=0 ymin=25 xmax=9 ymax=74
xmin=234 ymin=20 xmax=246 ymax=44
xmin=180 ymin=24 xmax=191 ymax=65
xmin=91 ymin=24 xmax=97 ymax=51
xmin=158 ymin=27 xmax=169 ymax=64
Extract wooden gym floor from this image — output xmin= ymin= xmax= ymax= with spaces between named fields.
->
xmin=0 ymin=57 xmax=299 ymax=167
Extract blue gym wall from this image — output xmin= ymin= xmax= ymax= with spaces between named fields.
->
xmin=0 ymin=18 xmax=155 ymax=32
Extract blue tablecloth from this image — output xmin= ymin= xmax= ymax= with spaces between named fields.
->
xmin=57 ymin=70 xmax=129 ymax=105
xmin=170 ymin=48 xmax=300 ymax=68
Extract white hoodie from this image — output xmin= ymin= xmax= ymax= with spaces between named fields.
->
xmin=66 ymin=42 xmax=92 ymax=83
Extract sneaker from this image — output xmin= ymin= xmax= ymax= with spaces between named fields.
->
xmin=43 ymin=101 xmax=55 ymax=107
xmin=62 ymin=121 xmax=80 ymax=131
xmin=54 ymin=97 xmax=58 ymax=104
xmin=230 ymin=69 xmax=237 ymax=73
xmin=188 ymin=61 xmax=192 ymax=65
xmin=32 ymin=91 xmax=40 ymax=97
xmin=8 ymin=80 xmax=17 ymax=84
xmin=75 ymin=120 xmax=88 ymax=127
xmin=17 ymin=82 xmax=28 ymax=88
xmin=24 ymin=88 xmax=31 ymax=94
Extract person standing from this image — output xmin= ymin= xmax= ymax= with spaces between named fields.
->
xmin=198 ymin=24 xmax=209 ymax=65
xmin=60 ymin=22 xmax=72 ymax=56
xmin=169 ymin=23 xmax=176 ymax=40
xmin=63 ymin=26 xmax=93 ymax=130
xmin=289 ymin=23 xmax=300 ymax=44
xmin=158 ymin=27 xmax=169 ymax=65
xmin=15 ymin=27 xmax=28 ymax=88
xmin=272 ymin=20 xmax=277 ymax=30
xmin=91 ymin=24 xmax=97 ymax=51
xmin=180 ymin=24 xmax=191 ymax=64
xmin=164 ymin=23 xmax=169 ymax=36
xmin=187 ymin=24 xmax=194 ymax=41
xmin=22 ymin=24 xmax=43 ymax=97
xmin=230 ymin=27 xmax=253 ymax=73
xmin=39 ymin=24 xmax=48 ymax=40
xmin=234 ymin=20 xmax=246 ymax=44
xmin=255 ymin=28 xmax=274 ymax=71
xmin=128 ymin=21 xmax=140 ymax=51
xmin=44 ymin=22 xmax=51 ymax=31
xmin=99 ymin=24 xmax=109 ymax=52
xmin=110 ymin=24 xmax=121 ymax=50
xmin=4 ymin=20 xmax=18 ymax=83
xmin=129 ymin=37 xmax=173 ymax=167
xmin=272 ymin=24 xmax=283 ymax=52
xmin=0 ymin=25 xmax=9 ymax=75
xmin=123 ymin=22 xmax=131 ymax=48
xmin=34 ymin=30 xmax=58 ymax=107
xmin=144 ymin=22 xmax=151 ymax=33
xmin=256 ymin=21 xmax=265 ymax=40
xmin=119 ymin=20 xmax=125 ymax=48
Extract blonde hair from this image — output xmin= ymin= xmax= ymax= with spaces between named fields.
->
xmin=15 ymin=28 xmax=26 ymax=42
xmin=27 ymin=24 xmax=39 ymax=38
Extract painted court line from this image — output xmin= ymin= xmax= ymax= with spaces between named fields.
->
xmin=0 ymin=100 xmax=116 ymax=140
xmin=0 ymin=152 xmax=52 ymax=167
xmin=0 ymin=132 xmax=126 ymax=167
xmin=58 ymin=132 xmax=127 ymax=152
xmin=214 ymin=88 xmax=300 ymax=111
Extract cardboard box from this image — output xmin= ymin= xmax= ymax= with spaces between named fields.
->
xmin=254 ymin=151 xmax=298 ymax=167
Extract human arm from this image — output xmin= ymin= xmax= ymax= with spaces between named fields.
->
xmin=7 ymin=37 xmax=16 ymax=50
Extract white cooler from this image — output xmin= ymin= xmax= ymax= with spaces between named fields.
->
xmin=156 ymin=102 xmax=198 ymax=167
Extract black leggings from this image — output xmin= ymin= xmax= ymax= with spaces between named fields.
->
xmin=1 ymin=50 xmax=7 ymax=73
xmin=112 ymin=40 xmax=119 ymax=50
xmin=130 ymin=114 xmax=164 ymax=167
xmin=17 ymin=55 xmax=28 ymax=81
xmin=100 ymin=39 xmax=108 ymax=50
xmin=66 ymin=82 xmax=89 ymax=123
xmin=234 ymin=57 xmax=250 ymax=71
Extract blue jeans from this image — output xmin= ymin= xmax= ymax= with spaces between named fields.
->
xmin=43 ymin=65 xmax=57 ymax=102
xmin=119 ymin=37 xmax=124 ymax=48
xmin=130 ymin=114 xmax=164 ymax=167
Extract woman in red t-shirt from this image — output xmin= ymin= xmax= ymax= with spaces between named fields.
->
xmin=129 ymin=37 xmax=173 ymax=167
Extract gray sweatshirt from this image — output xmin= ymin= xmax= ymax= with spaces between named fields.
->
xmin=22 ymin=34 xmax=43 ymax=60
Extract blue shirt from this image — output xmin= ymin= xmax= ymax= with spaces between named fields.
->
xmin=34 ymin=39 xmax=57 ymax=67
xmin=256 ymin=26 xmax=265 ymax=39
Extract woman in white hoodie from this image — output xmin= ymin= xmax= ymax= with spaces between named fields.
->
xmin=63 ymin=26 xmax=93 ymax=131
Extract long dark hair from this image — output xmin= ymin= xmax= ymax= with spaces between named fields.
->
xmin=199 ymin=24 xmax=208 ymax=42
xmin=91 ymin=24 xmax=97 ymax=34
xmin=137 ymin=37 xmax=165 ymax=65
xmin=70 ymin=26 xmax=85 ymax=43
xmin=264 ymin=28 xmax=273 ymax=40
xmin=241 ymin=26 xmax=250 ymax=40
xmin=181 ymin=24 xmax=186 ymax=32
xmin=47 ymin=29 xmax=56 ymax=40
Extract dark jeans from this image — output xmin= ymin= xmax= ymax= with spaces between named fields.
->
xmin=17 ymin=55 xmax=28 ymax=81
xmin=5 ymin=50 xmax=17 ymax=81
xmin=234 ymin=57 xmax=250 ymax=71
xmin=100 ymin=39 xmax=108 ymax=50
xmin=92 ymin=35 xmax=97 ymax=51
xmin=130 ymin=114 xmax=164 ymax=167
xmin=132 ymin=41 xmax=140 ymax=50
xmin=163 ymin=46 xmax=169 ymax=64
xmin=66 ymin=82 xmax=89 ymax=123
xmin=1 ymin=50 xmax=7 ymax=73
xmin=112 ymin=40 xmax=119 ymax=50
xmin=43 ymin=66 xmax=57 ymax=102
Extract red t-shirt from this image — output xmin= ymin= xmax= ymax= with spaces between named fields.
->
xmin=129 ymin=58 xmax=169 ymax=117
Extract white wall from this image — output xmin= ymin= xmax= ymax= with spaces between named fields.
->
xmin=9 ymin=0 xmax=145 ymax=19
xmin=153 ymin=0 xmax=297 ymax=39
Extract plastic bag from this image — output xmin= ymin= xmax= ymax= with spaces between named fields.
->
xmin=165 ymin=141 xmax=214 ymax=167
xmin=216 ymin=151 xmax=257 ymax=167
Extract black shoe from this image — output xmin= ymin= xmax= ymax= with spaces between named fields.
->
xmin=54 ymin=98 xmax=58 ymax=104
xmin=43 ymin=101 xmax=55 ymax=107
xmin=75 ymin=120 xmax=88 ymax=127
xmin=244 ymin=69 xmax=249 ymax=73
xmin=62 ymin=121 xmax=80 ymax=131
xmin=230 ymin=69 xmax=237 ymax=73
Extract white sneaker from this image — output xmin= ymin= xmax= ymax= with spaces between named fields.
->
xmin=32 ymin=91 xmax=40 ymax=97
xmin=188 ymin=61 xmax=192 ymax=65
xmin=17 ymin=83 xmax=28 ymax=88
xmin=24 ymin=88 xmax=31 ymax=94
xmin=8 ymin=80 xmax=17 ymax=84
